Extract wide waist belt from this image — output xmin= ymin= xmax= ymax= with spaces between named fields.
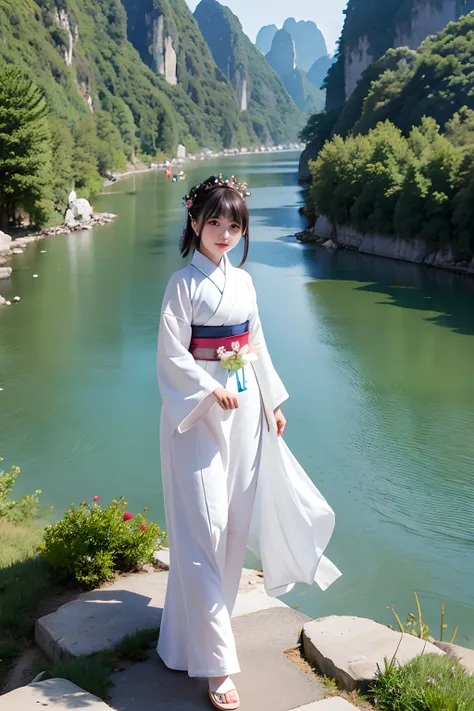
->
xmin=190 ymin=321 xmax=249 ymax=361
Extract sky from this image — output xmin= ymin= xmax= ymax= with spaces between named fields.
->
xmin=186 ymin=0 xmax=348 ymax=55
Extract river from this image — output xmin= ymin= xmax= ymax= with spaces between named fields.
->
xmin=1 ymin=151 xmax=473 ymax=646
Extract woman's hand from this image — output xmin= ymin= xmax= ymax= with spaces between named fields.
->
xmin=274 ymin=407 xmax=286 ymax=437
xmin=213 ymin=387 xmax=239 ymax=410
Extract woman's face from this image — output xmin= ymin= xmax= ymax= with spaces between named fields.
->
xmin=193 ymin=214 xmax=243 ymax=264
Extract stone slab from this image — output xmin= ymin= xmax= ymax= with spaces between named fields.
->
xmin=35 ymin=568 xmax=285 ymax=662
xmin=293 ymin=699 xmax=359 ymax=710
xmin=109 ymin=607 xmax=325 ymax=711
xmin=303 ymin=615 xmax=445 ymax=692
xmin=0 ymin=678 xmax=109 ymax=710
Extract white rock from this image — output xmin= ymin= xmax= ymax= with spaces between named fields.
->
xmin=0 ymin=295 xmax=6 ymax=306
xmin=33 ymin=274 xmax=39 ymax=278
xmin=12 ymin=248 xmax=23 ymax=254
xmin=13 ymin=296 xmax=20 ymax=303
xmin=0 ymin=231 xmax=12 ymax=254
xmin=0 ymin=267 xmax=12 ymax=279
xmin=303 ymin=616 xmax=445 ymax=691
xmin=322 ymin=239 xmax=338 ymax=250
xmin=68 ymin=190 xmax=77 ymax=204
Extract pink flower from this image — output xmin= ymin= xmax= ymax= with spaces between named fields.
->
xmin=93 ymin=496 xmax=100 ymax=502
xmin=140 ymin=524 xmax=147 ymax=532
xmin=186 ymin=199 xmax=193 ymax=209
xmin=123 ymin=512 xmax=133 ymax=521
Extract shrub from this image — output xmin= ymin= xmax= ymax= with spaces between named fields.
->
xmin=0 ymin=457 xmax=41 ymax=522
xmin=39 ymin=497 xmax=164 ymax=588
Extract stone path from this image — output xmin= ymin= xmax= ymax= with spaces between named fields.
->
xmin=0 ymin=555 xmax=363 ymax=710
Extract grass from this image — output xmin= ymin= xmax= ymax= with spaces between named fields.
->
xmin=47 ymin=627 xmax=160 ymax=699
xmin=0 ymin=519 xmax=63 ymax=689
xmin=369 ymin=653 xmax=474 ymax=711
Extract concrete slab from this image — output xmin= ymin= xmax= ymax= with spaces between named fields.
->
xmin=35 ymin=571 xmax=167 ymax=662
xmin=36 ymin=568 xmax=286 ymax=662
xmin=292 ymin=698 xmax=359 ymax=710
xmin=0 ymin=678 xmax=110 ymax=710
xmin=303 ymin=615 xmax=445 ymax=692
xmin=109 ymin=607 xmax=325 ymax=711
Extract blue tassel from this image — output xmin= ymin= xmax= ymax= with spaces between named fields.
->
xmin=236 ymin=368 xmax=247 ymax=393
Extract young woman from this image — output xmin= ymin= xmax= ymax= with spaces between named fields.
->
xmin=157 ymin=175 xmax=341 ymax=710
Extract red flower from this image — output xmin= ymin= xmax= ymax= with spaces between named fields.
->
xmin=123 ymin=512 xmax=133 ymax=521
xmin=140 ymin=524 xmax=147 ymax=532
xmin=93 ymin=496 xmax=100 ymax=502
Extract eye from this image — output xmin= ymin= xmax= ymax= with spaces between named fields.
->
xmin=208 ymin=219 xmax=219 ymax=226
xmin=230 ymin=223 xmax=240 ymax=230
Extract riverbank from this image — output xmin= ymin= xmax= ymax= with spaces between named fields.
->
xmin=103 ymin=144 xmax=305 ymax=189
xmin=298 ymin=216 xmax=474 ymax=278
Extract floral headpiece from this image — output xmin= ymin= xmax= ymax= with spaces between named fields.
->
xmin=183 ymin=174 xmax=251 ymax=211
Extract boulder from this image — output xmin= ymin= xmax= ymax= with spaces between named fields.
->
xmin=0 ymin=230 xmax=12 ymax=254
xmin=0 ymin=267 xmax=12 ymax=279
xmin=303 ymin=616 xmax=445 ymax=692
xmin=65 ymin=194 xmax=93 ymax=225
xmin=322 ymin=239 xmax=338 ymax=250
xmin=0 ymin=295 xmax=6 ymax=306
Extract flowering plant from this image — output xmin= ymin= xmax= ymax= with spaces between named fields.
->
xmin=217 ymin=341 xmax=259 ymax=372
xmin=39 ymin=496 xmax=164 ymax=589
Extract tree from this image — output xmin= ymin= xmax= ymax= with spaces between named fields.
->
xmin=0 ymin=68 xmax=52 ymax=229
xmin=72 ymin=115 xmax=102 ymax=198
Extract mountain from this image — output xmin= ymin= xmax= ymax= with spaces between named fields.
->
xmin=121 ymin=0 xmax=257 ymax=148
xmin=255 ymin=24 xmax=278 ymax=55
xmin=194 ymin=0 xmax=301 ymax=144
xmin=339 ymin=14 xmax=474 ymax=135
xmin=307 ymin=55 xmax=335 ymax=90
xmin=305 ymin=15 xmax=474 ymax=259
xmin=0 ymin=0 xmax=261 ymax=184
xmin=325 ymin=0 xmax=474 ymax=111
xmin=300 ymin=10 xmax=474 ymax=180
xmin=282 ymin=17 xmax=327 ymax=72
xmin=266 ymin=29 xmax=325 ymax=115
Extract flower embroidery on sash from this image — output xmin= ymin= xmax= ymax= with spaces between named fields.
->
xmin=216 ymin=341 xmax=259 ymax=372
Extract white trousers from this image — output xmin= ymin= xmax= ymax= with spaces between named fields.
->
xmin=157 ymin=365 xmax=262 ymax=677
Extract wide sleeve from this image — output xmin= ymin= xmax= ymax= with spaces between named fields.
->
xmin=157 ymin=274 xmax=222 ymax=435
xmin=246 ymin=272 xmax=289 ymax=413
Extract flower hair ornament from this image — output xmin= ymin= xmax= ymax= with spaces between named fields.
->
xmin=183 ymin=174 xmax=251 ymax=211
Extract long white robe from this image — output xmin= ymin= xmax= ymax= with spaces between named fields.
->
xmin=157 ymin=249 xmax=341 ymax=677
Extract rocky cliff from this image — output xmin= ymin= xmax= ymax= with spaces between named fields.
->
xmin=266 ymin=29 xmax=325 ymax=115
xmin=194 ymin=0 xmax=301 ymax=143
xmin=282 ymin=17 xmax=327 ymax=72
xmin=326 ymin=0 xmax=474 ymax=110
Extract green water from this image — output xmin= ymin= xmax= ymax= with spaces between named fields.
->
xmin=1 ymin=152 xmax=473 ymax=645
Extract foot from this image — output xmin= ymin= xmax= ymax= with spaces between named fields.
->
xmin=208 ymin=675 xmax=239 ymax=708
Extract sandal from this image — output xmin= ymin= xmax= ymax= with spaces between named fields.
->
xmin=208 ymin=677 xmax=240 ymax=710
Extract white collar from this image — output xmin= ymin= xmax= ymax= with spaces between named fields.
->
xmin=191 ymin=250 xmax=228 ymax=292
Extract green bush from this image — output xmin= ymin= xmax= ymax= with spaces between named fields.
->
xmin=0 ymin=458 xmax=41 ymax=522
xmin=308 ymin=116 xmax=474 ymax=252
xmin=370 ymin=653 xmax=474 ymax=711
xmin=39 ymin=497 xmax=164 ymax=589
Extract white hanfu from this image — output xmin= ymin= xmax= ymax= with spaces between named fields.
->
xmin=157 ymin=250 xmax=341 ymax=678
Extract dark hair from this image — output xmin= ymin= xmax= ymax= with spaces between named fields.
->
xmin=180 ymin=180 xmax=250 ymax=267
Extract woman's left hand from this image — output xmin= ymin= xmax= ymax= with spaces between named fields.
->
xmin=274 ymin=407 xmax=286 ymax=437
